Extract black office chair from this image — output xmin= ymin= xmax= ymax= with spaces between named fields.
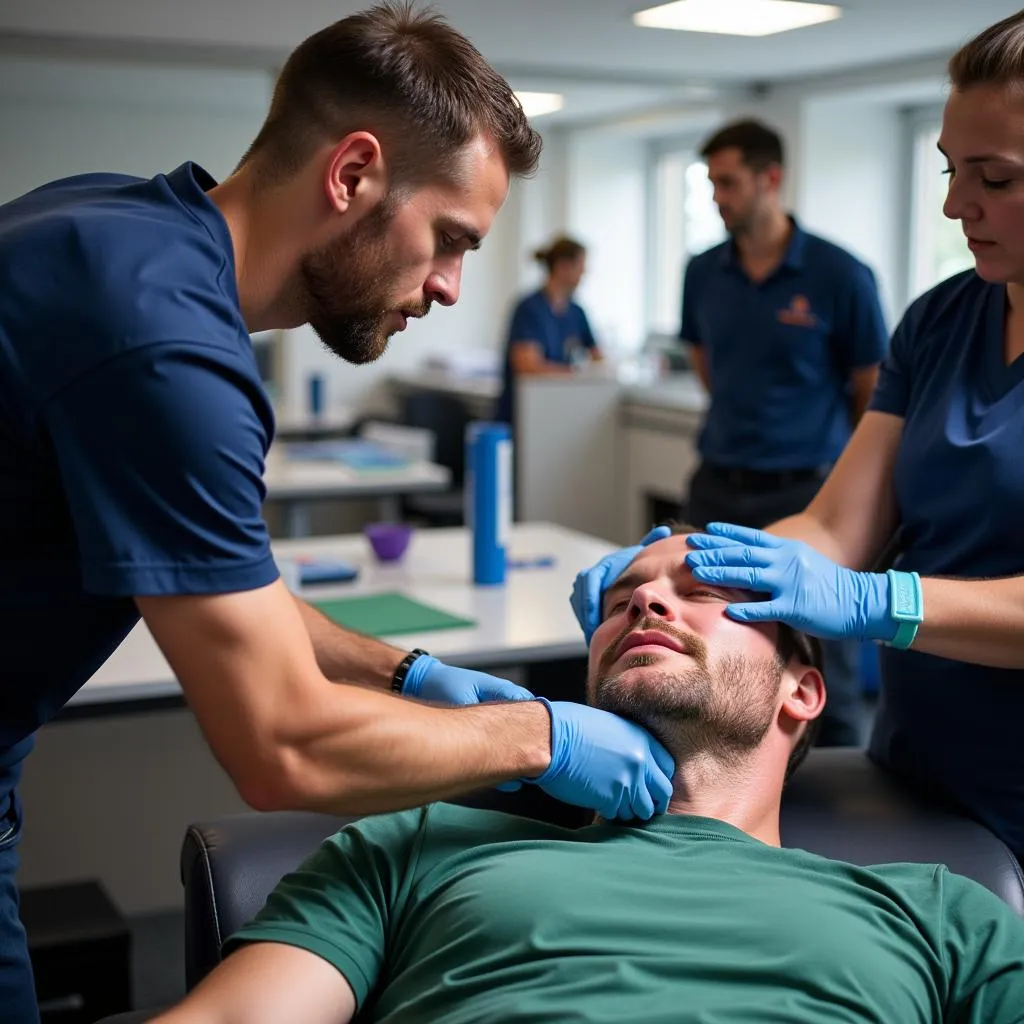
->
xmin=95 ymin=749 xmax=1024 ymax=1022
xmin=399 ymin=391 xmax=472 ymax=526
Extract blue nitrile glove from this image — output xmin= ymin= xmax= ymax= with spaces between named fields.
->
xmin=570 ymin=525 xmax=672 ymax=643
xmin=526 ymin=699 xmax=675 ymax=821
xmin=684 ymin=522 xmax=896 ymax=642
xmin=403 ymin=655 xmax=536 ymax=705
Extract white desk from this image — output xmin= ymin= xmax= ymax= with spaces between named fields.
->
xmin=263 ymin=446 xmax=452 ymax=536
xmin=71 ymin=523 xmax=612 ymax=713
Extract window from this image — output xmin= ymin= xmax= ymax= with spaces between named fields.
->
xmin=646 ymin=145 xmax=725 ymax=338
xmin=907 ymin=115 xmax=973 ymax=301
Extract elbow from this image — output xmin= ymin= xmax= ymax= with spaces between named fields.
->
xmin=227 ymin=740 xmax=324 ymax=814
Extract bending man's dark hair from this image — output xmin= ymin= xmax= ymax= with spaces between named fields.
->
xmin=240 ymin=1 xmax=542 ymax=189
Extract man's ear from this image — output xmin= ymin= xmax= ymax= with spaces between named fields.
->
xmin=780 ymin=664 xmax=825 ymax=726
xmin=761 ymin=162 xmax=784 ymax=195
xmin=322 ymin=131 xmax=388 ymax=216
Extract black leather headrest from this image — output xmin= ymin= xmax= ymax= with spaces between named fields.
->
xmin=181 ymin=811 xmax=353 ymax=990
xmin=781 ymin=749 xmax=1024 ymax=914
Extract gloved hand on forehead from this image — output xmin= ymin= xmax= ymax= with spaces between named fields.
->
xmin=570 ymin=525 xmax=672 ymax=643
xmin=684 ymin=522 xmax=897 ymax=641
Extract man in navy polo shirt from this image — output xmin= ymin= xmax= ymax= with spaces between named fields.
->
xmin=680 ymin=119 xmax=888 ymax=747
xmin=0 ymin=8 xmax=675 ymax=1020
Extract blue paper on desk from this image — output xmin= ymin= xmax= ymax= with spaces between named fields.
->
xmin=284 ymin=439 xmax=411 ymax=470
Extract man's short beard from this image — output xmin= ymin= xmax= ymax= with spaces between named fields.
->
xmin=300 ymin=198 xmax=417 ymax=366
xmin=594 ymin=647 xmax=784 ymax=767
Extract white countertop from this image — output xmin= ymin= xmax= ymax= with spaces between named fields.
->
xmin=73 ymin=522 xmax=613 ymax=708
xmin=621 ymin=373 xmax=708 ymax=414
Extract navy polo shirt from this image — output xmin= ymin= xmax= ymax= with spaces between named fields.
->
xmin=867 ymin=270 xmax=1024 ymax=859
xmin=0 ymin=163 xmax=279 ymax=807
xmin=680 ymin=220 xmax=888 ymax=469
xmin=497 ymin=290 xmax=596 ymax=422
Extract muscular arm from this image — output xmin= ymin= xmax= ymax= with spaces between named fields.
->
xmin=137 ymin=580 xmax=551 ymax=815
xmin=151 ymin=943 xmax=356 ymax=1024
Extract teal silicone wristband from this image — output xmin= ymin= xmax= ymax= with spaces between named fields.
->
xmin=885 ymin=569 xmax=923 ymax=649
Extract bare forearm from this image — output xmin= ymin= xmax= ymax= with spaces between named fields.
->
xmin=259 ymin=685 xmax=552 ymax=816
xmin=295 ymin=597 xmax=404 ymax=689
xmin=913 ymin=575 xmax=1024 ymax=669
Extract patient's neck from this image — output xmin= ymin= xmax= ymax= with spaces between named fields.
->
xmin=665 ymin=748 xmax=784 ymax=847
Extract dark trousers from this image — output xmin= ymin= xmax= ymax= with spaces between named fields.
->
xmin=686 ymin=460 xmax=864 ymax=748
xmin=0 ymin=792 xmax=38 ymax=1024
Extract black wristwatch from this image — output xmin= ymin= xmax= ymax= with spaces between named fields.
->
xmin=390 ymin=648 xmax=430 ymax=694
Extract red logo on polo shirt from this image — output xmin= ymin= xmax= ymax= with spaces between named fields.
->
xmin=777 ymin=294 xmax=818 ymax=328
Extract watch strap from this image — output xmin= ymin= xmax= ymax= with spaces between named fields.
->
xmin=885 ymin=569 xmax=923 ymax=650
xmin=391 ymin=648 xmax=430 ymax=694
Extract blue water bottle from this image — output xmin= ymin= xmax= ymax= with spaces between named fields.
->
xmin=465 ymin=422 xmax=512 ymax=585
xmin=307 ymin=372 xmax=325 ymax=419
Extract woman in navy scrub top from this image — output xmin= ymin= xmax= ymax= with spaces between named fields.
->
xmin=496 ymin=236 xmax=602 ymax=423
xmin=682 ymin=13 xmax=1024 ymax=861
xmin=576 ymin=11 xmax=1024 ymax=863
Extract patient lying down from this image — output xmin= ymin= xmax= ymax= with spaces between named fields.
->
xmin=153 ymin=531 xmax=1024 ymax=1023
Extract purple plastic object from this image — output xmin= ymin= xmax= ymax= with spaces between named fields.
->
xmin=364 ymin=522 xmax=414 ymax=562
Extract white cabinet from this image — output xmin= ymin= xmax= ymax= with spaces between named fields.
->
xmin=619 ymin=401 xmax=703 ymax=540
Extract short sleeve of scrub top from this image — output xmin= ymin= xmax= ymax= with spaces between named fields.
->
xmin=43 ymin=340 xmax=278 ymax=597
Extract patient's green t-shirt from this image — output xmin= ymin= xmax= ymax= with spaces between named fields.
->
xmin=226 ymin=805 xmax=1024 ymax=1023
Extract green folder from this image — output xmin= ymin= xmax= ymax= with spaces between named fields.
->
xmin=311 ymin=591 xmax=476 ymax=637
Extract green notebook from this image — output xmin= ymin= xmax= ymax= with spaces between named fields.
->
xmin=311 ymin=591 xmax=476 ymax=637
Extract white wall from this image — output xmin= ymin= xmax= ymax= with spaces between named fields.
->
xmin=565 ymin=128 xmax=649 ymax=351
xmin=0 ymin=55 xmax=271 ymax=201
xmin=798 ymin=98 xmax=905 ymax=325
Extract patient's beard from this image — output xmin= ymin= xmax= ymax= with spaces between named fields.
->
xmin=593 ymin=623 xmax=783 ymax=767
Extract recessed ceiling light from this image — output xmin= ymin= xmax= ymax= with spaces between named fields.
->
xmin=514 ymin=91 xmax=565 ymax=118
xmin=633 ymin=0 xmax=842 ymax=37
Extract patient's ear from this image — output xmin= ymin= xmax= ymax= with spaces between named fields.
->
xmin=780 ymin=663 xmax=826 ymax=725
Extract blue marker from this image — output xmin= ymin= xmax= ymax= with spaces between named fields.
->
xmin=508 ymin=555 xmax=555 ymax=570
